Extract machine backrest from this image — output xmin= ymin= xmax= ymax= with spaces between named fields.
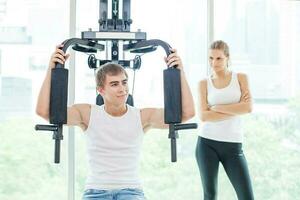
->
xmin=96 ymin=94 xmax=134 ymax=106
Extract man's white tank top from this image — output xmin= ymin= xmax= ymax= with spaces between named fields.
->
xmin=84 ymin=105 xmax=144 ymax=190
xmin=199 ymin=72 xmax=243 ymax=143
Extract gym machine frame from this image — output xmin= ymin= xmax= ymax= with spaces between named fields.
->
xmin=35 ymin=0 xmax=197 ymax=163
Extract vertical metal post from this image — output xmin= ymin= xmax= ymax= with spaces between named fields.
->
xmin=68 ymin=0 xmax=76 ymax=199
xmin=207 ymin=0 xmax=214 ymax=75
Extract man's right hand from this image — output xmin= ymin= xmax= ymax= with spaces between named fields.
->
xmin=49 ymin=44 xmax=70 ymax=69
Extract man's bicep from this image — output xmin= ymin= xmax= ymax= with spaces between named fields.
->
xmin=66 ymin=104 xmax=90 ymax=129
xmin=67 ymin=106 xmax=82 ymax=126
xmin=142 ymin=108 xmax=168 ymax=130
xmin=151 ymin=108 xmax=169 ymax=129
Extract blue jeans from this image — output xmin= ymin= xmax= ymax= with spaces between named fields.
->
xmin=82 ymin=188 xmax=146 ymax=200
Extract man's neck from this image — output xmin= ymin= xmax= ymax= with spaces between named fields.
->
xmin=104 ymin=103 xmax=127 ymax=117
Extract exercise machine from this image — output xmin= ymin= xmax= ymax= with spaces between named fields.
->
xmin=35 ymin=0 xmax=197 ymax=163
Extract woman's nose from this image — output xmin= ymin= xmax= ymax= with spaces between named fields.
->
xmin=211 ymin=59 xmax=216 ymax=66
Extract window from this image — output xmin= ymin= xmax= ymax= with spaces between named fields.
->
xmin=0 ymin=1 xmax=69 ymax=199
xmin=213 ymin=0 xmax=300 ymax=199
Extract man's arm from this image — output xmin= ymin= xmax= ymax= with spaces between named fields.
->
xmin=198 ymin=79 xmax=235 ymax=122
xmin=141 ymin=108 xmax=168 ymax=132
xmin=35 ymin=45 xmax=90 ymax=131
xmin=210 ymin=73 xmax=252 ymax=115
xmin=141 ymin=49 xmax=195 ymax=132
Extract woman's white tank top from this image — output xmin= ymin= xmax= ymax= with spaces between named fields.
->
xmin=199 ymin=72 xmax=243 ymax=143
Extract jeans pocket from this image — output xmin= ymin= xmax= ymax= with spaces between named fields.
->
xmin=122 ymin=188 xmax=144 ymax=195
xmin=83 ymin=189 xmax=108 ymax=199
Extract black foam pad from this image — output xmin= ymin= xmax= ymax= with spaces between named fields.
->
xmin=96 ymin=94 xmax=134 ymax=106
xmin=50 ymin=68 xmax=69 ymax=124
xmin=163 ymin=68 xmax=182 ymax=124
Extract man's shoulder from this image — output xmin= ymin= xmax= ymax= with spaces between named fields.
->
xmin=140 ymin=107 xmax=157 ymax=114
xmin=71 ymin=104 xmax=92 ymax=118
xmin=72 ymin=103 xmax=92 ymax=110
xmin=140 ymin=108 xmax=162 ymax=119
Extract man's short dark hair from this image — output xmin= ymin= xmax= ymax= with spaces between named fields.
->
xmin=96 ymin=63 xmax=128 ymax=88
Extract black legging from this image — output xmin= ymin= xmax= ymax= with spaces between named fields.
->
xmin=195 ymin=137 xmax=254 ymax=200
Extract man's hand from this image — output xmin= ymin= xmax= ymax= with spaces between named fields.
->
xmin=164 ymin=48 xmax=183 ymax=71
xmin=49 ymin=44 xmax=70 ymax=69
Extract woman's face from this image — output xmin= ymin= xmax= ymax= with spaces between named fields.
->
xmin=209 ymin=49 xmax=229 ymax=73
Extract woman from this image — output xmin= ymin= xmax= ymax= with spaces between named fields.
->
xmin=196 ymin=40 xmax=254 ymax=200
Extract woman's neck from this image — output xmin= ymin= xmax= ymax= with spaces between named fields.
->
xmin=212 ymin=69 xmax=230 ymax=79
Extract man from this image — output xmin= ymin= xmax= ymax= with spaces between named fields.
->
xmin=36 ymin=44 xmax=195 ymax=200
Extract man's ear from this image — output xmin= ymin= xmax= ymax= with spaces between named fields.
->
xmin=97 ymin=86 xmax=105 ymax=96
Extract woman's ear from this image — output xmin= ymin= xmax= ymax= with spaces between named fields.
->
xmin=227 ymin=57 xmax=231 ymax=68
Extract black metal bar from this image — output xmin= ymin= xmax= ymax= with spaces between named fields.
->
xmin=35 ymin=124 xmax=58 ymax=132
xmin=52 ymin=125 xmax=63 ymax=163
xmin=171 ymin=138 xmax=177 ymax=162
xmin=123 ymin=39 xmax=172 ymax=56
xmin=111 ymin=40 xmax=119 ymax=61
xmin=56 ymin=38 xmax=105 ymax=68
xmin=175 ymin=123 xmax=198 ymax=131
xmin=54 ymin=139 xmax=61 ymax=163
xmin=168 ymin=124 xmax=179 ymax=162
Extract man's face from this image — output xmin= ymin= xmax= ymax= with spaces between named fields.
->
xmin=98 ymin=73 xmax=129 ymax=106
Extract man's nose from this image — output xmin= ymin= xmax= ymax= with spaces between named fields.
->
xmin=118 ymin=84 xmax=127 ymax=93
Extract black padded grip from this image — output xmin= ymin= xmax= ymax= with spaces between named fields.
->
xmin=50 ymin=68 xmax=69 ymax=124
xmin=163 ymin=68 xmax=182 ymax=124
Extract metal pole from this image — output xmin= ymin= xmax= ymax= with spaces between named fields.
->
xmin=68 ymin=0 xmax=76 ymax=199
xmin=207 ymin=0 xmax=214 ymax=76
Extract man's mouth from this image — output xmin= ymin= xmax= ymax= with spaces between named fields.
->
xmin=117 ymin=94 xmax=127 ymax=98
